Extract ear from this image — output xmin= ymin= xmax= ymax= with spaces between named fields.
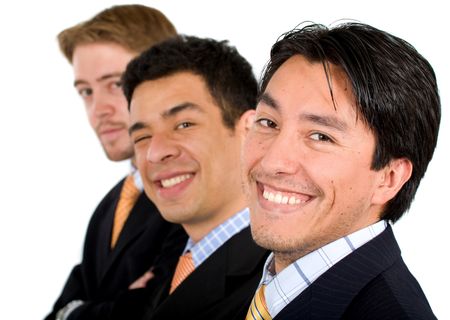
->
xmin=235 ymin=109 xmax=256 ymax=135
xmin=371 ymin=158 xmax=413 ymax=205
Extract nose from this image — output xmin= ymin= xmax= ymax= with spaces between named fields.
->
xmin=91 ymin=91 xmax=115 ymax=119
xmin=146 ymin=133 xmax=180 ymax=163
xmin=260 ymin=129 xmax=302 ymax=176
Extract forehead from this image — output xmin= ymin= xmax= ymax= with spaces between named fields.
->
xmin=130 ymin=72 xmax=220 ymax=121
xmin=263 ymin=55 xmax=358 ymax=120
xmin=72 ymin=42 xmax=136 ymax=80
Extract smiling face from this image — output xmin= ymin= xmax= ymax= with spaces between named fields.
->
xmin=129 ymin=72 xmax=250 ymax=241
xmin=243 ymin=55 xmax=389 ymax=271
xmin=72 ymin=42 xmax=136 ymax=161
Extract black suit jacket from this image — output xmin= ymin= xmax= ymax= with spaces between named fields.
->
xmin=275 ymin=226 xmax=436 ymax=319
xmin=45 ymin=177 xmax=178 ymax=320
xmin=144 ymin=226 xmax=269 ymax=320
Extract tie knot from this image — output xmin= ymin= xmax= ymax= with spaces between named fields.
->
xmin=181 ymin=251 xmax=193 ymax=261
xmin=121 ymin=174 xmax=140 ymax=200
xmin=110 ymin=174 xmax=141 ymax=248
xmin=246 ymin=284 xmax=272 ymax=320
xmin=170 ymin=251 xmax=195 ymax=293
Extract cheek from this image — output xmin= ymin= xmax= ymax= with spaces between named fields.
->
xmin=134 ymin=146 xmax=149 ymax=172
xmin=243 ymin=134 xmax=266 ymax=171
xmin=116 ymin=105 xmax=131 ymax=122
xmin=87 ymin=111 xmax=97 ymax=129
xmin=135 ymin=153 xmax=145 ymax=172
xmin=306 ymin=153 xmax=355 ymax=189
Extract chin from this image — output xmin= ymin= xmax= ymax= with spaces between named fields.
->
xmin=105 ymin=149 xmax=134 ymax=162
xmin=251 ymin=220 xmax=304 ymax=253
xmin=251 ymin=223 xmax=280 ymax=251
xmin=157 ymin=205 xmax=190 ymax=224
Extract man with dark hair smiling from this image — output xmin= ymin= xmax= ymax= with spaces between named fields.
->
xmin=123 ymin=35 xmax=269 ymax=319
xmin=243 ymin=22 xmax=439 ymax=319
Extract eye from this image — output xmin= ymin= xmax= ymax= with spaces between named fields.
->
xmin=108 ymin=80 xmax=123 ymax=94
xmin=133 ymin=135 xmax=151 ymax=144
xmin=176 ymin=122 xmax=194 ymax=129
xmin=310 ymin=132 xmax=333 ymax=142
xmin=112 ymin=80 xmax=122 ymax=89
xmin=78 ymin=87 xmax=93 ymax=98
xmin=256 ymin=118 xmax=278 ymax=129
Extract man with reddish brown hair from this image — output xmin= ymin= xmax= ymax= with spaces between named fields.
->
xmin=45 ymin=5 xmax=181 ymax=320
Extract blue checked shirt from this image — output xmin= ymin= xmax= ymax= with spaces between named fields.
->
xmin=260 ymin=220 xmax=387 ymax=318
xmin=183 ymin=208 xmax=250 ymax=267
xmin=131 ymin=166 xmax=144 ymax=192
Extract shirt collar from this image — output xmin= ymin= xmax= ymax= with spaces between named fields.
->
xmin=130 ymin=165 xmax=144 ymax=192
xmin=261 ymin=220 xmax=388 ymax=317
xmin=184 ymin=207 xmax=250 ymax=267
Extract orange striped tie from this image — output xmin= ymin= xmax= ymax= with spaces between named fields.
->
xmin=110 ymin=175 xmax=140 ymax=248
xmin=169 ymin=251 xmax=195 ymax=293
xmin=246 ymin=284 xmax=272 ymax=320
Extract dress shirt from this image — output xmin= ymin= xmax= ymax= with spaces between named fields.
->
xmin=131 ymin=166 xmax=144 ymax=192
xmin=260 ymin=220 xmax=387 ymax=318
xmin=183 ymin=208 xmax=250 ymax=267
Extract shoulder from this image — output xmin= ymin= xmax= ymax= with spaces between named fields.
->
xmin=82 ymin=178 xmax=127 ymax=234
xmin=343 ymin=258 xmax=436 ymax=319
xmin=97 ymin=178 xmax=127 ymax=207
xmin=226 ymin=226 xmax=268 ymax=262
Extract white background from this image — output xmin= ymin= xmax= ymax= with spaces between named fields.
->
xmin=0 ymin=1 xmax=448 ymax=319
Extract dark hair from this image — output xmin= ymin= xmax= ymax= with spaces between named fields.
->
xmin=58 ymin=4 xmax=177 ymax=63
xmin=122 ymin=35 xmax=257 ymax=129
xmin=261 ymin=23 xmax=440 ymax=222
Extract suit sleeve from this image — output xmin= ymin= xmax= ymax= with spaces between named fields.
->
xmin=60 ymin=225 xmax=187 ymax=320
xmin=44 ymin=264 xmax=87 ymax=320
xmin=43 ymin=181 xmax=122 ymax=320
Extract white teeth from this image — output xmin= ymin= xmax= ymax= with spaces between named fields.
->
xmin=274 ymin=193 xmax=282 ymax=203
xmin=161 ymin=174 xmax=192 ymax=188
xmin=288 ymin=196 xmax=297 ymax=205
xmin=263 ymin=189 xmax=302 ymax=205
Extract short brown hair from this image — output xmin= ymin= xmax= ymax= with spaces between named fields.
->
xmin=58 ymin=4 xmax=177 ymax=63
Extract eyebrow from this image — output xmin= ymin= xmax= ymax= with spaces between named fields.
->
xmin=259 ymin=92 xmax=347 ymax=132
xmin=258 ymin=92 xmax=280 ymax=109
xmin=161 ymin=102 xmax=204 ymax=119
xmin=128 ymin=122 xmax=147 ymax=136
xmin=128 ymin=102 xmax=204 ymax=136
xmin=73 ymin=72 xmax=123 ymax=87
xmin=300 ymin=113 xmax=348 ymax=132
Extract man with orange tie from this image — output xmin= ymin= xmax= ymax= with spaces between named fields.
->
xmin=242 ymin=22 xmax=438 ymax=319
xmin=123 ymin=35 xmax=269 ymax=319
xmin=45 ymin=5 xmax=182 ymax=320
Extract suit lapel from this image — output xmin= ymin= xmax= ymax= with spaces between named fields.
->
xmin=109 ymin=193 xmax=151 ymax=254
xmin=151 ymin=227 xmax=268 ymax=318
xmin=95 ymin=179 xmax=123 ymax=281
xmin=101 ymin=192 xmax=150 ymax=281
xmin=275 ymin=226 xmax=401 ymax=319
xmin=157 ymin=233 xmax=233 ymax=311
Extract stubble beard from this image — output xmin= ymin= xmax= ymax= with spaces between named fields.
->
xmin=251 ymin=220 xmax=318 ymax=270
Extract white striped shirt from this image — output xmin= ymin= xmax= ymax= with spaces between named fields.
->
xmin=260 ymin=220 xmax=387 ymax=318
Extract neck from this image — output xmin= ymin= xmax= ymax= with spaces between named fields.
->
xmin=273 ymin=217 xmax=383 ymax=274
xmin=273 ymin=249 xmax=310 ymax=274
xmin=183 ymin=198 xmax=248 ymax=243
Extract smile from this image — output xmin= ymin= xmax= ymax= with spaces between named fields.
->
xmin=259 ymin=182 xmax=313 ymax=207
xmin=262 ymin=189 xmax=304 ymax=205
xmin=161 ymin=174 xmax=193 ymax=188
